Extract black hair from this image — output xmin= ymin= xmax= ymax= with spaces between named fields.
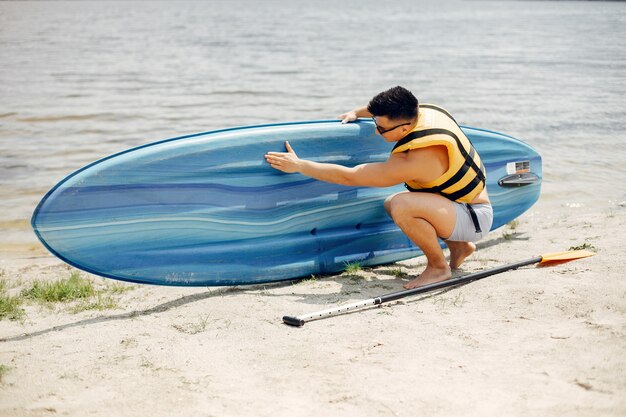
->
xmin=367 ymin=86 xmax=419 ymax=120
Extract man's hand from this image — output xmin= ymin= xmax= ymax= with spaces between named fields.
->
xmin=265 ymin=141 xmax=301 ymax=173
xmin=338 ymin=110 xmax=358 ymax=124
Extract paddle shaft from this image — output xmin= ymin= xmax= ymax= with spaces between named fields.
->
xmin=283 ymin=256 xmax=543 ymax=327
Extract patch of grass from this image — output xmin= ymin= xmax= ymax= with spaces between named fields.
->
xmin=502 ymin=231 xmax=514 ymax=240
xmin=0 ymin=279 xmax=25 ymax=321
xmin=172 ymin=314 xmax=211 ymax=335
xmin=300 ymin=275 xmax=319 ymax=284
xmin=106 ymin=283 xmax=136 ymax=294
xmin=569 ymin=242 xmax=597 ymax=252
xmin=69 ymin=293 xmax=118 ymax=313
xmin=21 ymin=271 xmax=95 ymax=302
xmin=388 ymin=268 xmax=407 ymax=278
xmin=502 ymin=220 xmax=522 ymax=240
xmin=0 ymin=293 xmax=24 ymax=321
xmin=0 ymin=364 xmax=11 ymax=382
xmin=343 ymin=262 xmax=362 ymax=274
xmin=507 ymin=219 xmax=520 ymax=230
xmin=19 ymin=271 xmax=133 ymax=314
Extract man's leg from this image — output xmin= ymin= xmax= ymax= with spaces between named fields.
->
xmin=445 ymin=240 xmax=476 ymax=270
xmin=385 ymin=192 xmax=472 ymax=289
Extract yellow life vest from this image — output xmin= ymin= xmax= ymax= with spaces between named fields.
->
xmin=391 ymin=104 xmax=486 ymax=203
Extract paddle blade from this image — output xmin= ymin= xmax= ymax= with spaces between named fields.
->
xmin=539 ymin=250 xmax=595 ymax=265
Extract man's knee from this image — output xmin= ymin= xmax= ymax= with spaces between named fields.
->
xmin=385 ymin=194 xmax=411 ymax=220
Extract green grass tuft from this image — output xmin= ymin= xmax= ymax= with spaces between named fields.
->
xmin=569 ymin=242 xmax=597 ymax=252
xmin=0 ymin=271 xmax=135 ymax=320
xmin=21 ymin=271 xmax=95 ymax=302
xmin=0 ymin=364 xmax=11 ymax=382
xmin=507 ymin=219 xmax=520 ymax=230
xmin=69 ymin=293 xmax=119 ymax=313
xmin=344 ymin=262 xmax=362 ymax=274
xmin=172 ymin=314 xmax=211 ymax=335
xmin=300 ymin=275 xmax=319 ymax=284
xmin=388 ymin=268 xmax=407 ymax=278
xmin=0 ymin=279 xmax=25 ymax=321
xmin=106 ymin=283 xmax=135 ymax=294
xmin=17 ymin=271 xmax=133 ymax=314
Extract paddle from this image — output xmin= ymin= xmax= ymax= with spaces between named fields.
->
xmin=282 ymin=250 xmax=595 ymax=327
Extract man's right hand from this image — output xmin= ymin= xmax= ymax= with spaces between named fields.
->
xmin=338 ymin=111 xmax=358 ymax=124
xmin=338 ymin=106 xmax=372 ymax=124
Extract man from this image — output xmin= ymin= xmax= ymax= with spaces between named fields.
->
xmin=264 ymin=86 xmax=493 ymax=289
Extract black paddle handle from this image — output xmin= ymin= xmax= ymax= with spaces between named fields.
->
xmin=283 ymin=316 xmax=305 ymax=327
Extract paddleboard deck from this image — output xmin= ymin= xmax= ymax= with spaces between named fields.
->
xmin=32 ymin=120 xmax=542 ymax=286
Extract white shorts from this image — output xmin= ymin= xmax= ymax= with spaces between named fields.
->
xmin=446 ymin=202 xmax=493 ymax=243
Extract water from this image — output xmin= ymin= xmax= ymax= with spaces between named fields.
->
xmin=1 ymin=0 xmax=625 ymax=251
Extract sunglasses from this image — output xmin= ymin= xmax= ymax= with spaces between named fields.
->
xmin=372 ymin=117 xmax=412 ymax=134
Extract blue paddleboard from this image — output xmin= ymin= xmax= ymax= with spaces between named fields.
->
xmin=31 ymin=120 xmax=542 ymax=286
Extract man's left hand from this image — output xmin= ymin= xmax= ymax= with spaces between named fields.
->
xmin=265 ymin=141 xmax=301 ymax=173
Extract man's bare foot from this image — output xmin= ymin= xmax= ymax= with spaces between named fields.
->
xmin=447 ymin=241 xmax=476 ymax=270
xmin=403 ymin=265 xmax=452 ymax=289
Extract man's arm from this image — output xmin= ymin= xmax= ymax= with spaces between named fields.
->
xmin=265 ymin=141 xmax=418 ymax=187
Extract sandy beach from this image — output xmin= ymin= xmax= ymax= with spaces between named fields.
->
xmin=1 ymin=199 xmax=624 ymax=417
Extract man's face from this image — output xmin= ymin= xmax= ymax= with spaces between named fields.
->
xmin=372 ymin=115 xmax=414 ymax=142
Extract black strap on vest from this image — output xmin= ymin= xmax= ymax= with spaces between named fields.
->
xmin=393 ymin=127 xmax=486 ymax=202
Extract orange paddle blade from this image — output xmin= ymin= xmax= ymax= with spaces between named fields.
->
xmin=539 ymin=250 xmax=595 ymax=265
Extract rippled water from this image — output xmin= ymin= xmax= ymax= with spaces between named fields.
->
xmin=1 ymin=0 xmax=625 ymax=251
